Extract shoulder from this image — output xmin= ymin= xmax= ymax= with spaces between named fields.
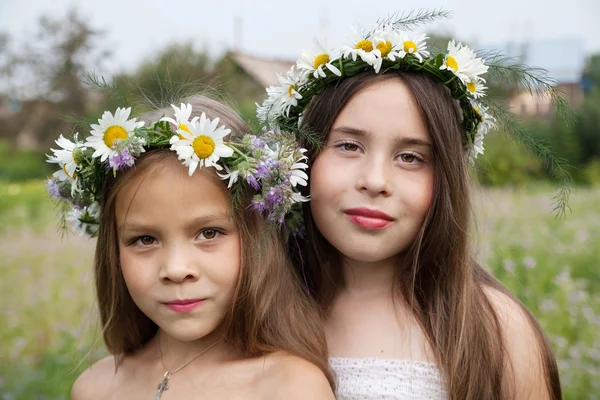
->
xmin=483 ymin=286 xmax=554 ymax=399
xmin=257 ymin=352 xmax=335 ymax=400
xmin=71 ymin=356 xmax=118 ymax=400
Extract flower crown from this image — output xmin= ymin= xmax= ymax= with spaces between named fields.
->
xmin=46 ymin=103 xmax=309 ymax=236
xmin=257 ymin=24 xmax=496 ymax=161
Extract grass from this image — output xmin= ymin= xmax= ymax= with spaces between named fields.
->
xmin=0 ymin=180 xmax=598 ymax=399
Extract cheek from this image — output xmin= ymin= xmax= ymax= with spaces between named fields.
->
xmin=209 ymin=237 xmax=242 ymax=294
xmin=404 ymin=170 xmax=435 ymax=218
xmin=119 ymin=249 xmax=155 ymax=296
xmin=309 ymin=151 xmax=347 ymax=203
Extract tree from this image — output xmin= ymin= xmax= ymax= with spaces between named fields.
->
xmin=582 ymin=54 xmax=600 ymax=92
xmin=0 ymin=9 xmax=109 ymax=149
xmin=111 ymin=42 xmax=215 ymax=112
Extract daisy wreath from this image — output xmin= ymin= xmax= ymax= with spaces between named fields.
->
xmin=46 ymin=103 xmax=309 ymax=236
xmin=257 ymin=10 xmax=575 ymax=216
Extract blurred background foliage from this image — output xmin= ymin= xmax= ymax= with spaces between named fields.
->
xmin=0 ymin=9 xmax=599 ymax=400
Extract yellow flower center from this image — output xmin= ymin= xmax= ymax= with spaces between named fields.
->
xmin=473 ymin=106 xmax=484 ymax=121
xmin=313 ymin=53 xmax=330 ymax=69
xmin=72 ymin=147 xmax=84 ymax=165
xmin=192 ymin=135 xmax=215 ymax=159
xmin=377 ymin=41 xmax=392 ymax=57
xmin=445 ymin=55 xmax=458 ymax=71
xmin=355 ymin=40 xmax=374 ymax=52
xmin=287 ymin=85 xmax=295 ymax=97
xmin=178 ymin=123 xmax=190 ymax=140
xmin=103 ymin=126 xmax=128 ymax=148
xmin=404 ymin=41 xmax=418 ymax=54
xmin=467 ymin=82 xmax=477 ymax=93
xmin=63 ymin=165 xmax=76 ymax=179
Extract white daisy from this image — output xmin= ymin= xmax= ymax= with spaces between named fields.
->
xmin=86 ymin=107 xmax=144 ymax=162
xmin=288 ymin=149 xmax=309 ymax=187
xmin=47 ymin=134 xmax=85 ymax=179
xmin=291 ymin=192 xmax=310 ymax=204
xmin=440 ymin=40 xmax=488 ymax=84
xmin=170 ymin=112 xmax=234 ymax=176
xmin=373 ymin=27 xmax=403 ymax=61
xmin=297 ymin=38 xmax=342 ymax=79
xmin=67 ymin=202 xmax=100 ymax=236
xmin=469 ymin=102 xmax=496 ymax=161
xmin=474 ymin=103 xmax=497 ymax=136
xmin=256 ymin=94 xmax=284 ymax=126
xmin=397 ymin=32 xmax=430 ymax=63
xmin=342 ymin=26 xmax=382 ymax=72
xmin=266 ymin=67 xmax=306 ymax=117
xmin=466 ymin=79 xmax=488 ymax=99
xmin=160 ymin=103 xmax=199 ymax=141
xmin=52 ymin=167 xmax=79 ymax=196
xmin=216 ymin=165 xmax=240 ymax=189
xmin=470 ymin=132 xmax=486 ymax=161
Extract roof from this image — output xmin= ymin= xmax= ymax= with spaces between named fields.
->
xmin=227 ymin=52 xmax=294 ymax=88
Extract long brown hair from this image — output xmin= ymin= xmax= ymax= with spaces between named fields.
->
xmin=293 ymin=72 xmax=560 ymax=399
xmin=93 ymin=95 xmax=334 ymax=388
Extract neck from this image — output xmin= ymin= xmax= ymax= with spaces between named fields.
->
xmin=156 ymin=328 xmax=225 ymax=372
xmin=339 ymin=255 xmax=399 ymax=297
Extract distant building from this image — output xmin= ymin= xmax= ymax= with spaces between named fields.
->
xmin=491 ymin=38 xmax=586 ymax=118
xmin=216 ymin=52 xmax=294 ymax=111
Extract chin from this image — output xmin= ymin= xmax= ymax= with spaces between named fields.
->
xmin=335 ymin=246 xmax=400 ymax=264
xmin=160 ymin=320 xmax=219 ymax=342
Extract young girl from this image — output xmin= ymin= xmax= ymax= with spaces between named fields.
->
xmin=46 ymin=96 xmax=335 ymax=399
xmin=257 ymin=19 xmax=566 ymax=400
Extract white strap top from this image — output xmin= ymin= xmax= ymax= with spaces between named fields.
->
xmin=329 ymin=357 xmax=448 ymax=400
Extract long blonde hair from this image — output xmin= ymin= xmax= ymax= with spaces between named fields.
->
xmin=293 ymin=72 xmax=560 ymax=399
xmin=93 ymin=95 xmax=334 ymax=388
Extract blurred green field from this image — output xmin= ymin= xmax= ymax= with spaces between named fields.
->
xmin=0 ymin=181 xmax=599 ymax=399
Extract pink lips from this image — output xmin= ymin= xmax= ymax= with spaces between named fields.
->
xmin=164 ymin=299 xmax=206 ymax=313
xmin=344 ymin=207 xmax=395 ymax=230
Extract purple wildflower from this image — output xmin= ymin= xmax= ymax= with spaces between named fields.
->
xmin=523 ymin=256 xmax=536 ymax=270
xmin=46 ymin=179 xmax=61 ymax=200
xmin=250 ymin=199 xmax=269 ymax=213
xmin=246 ymin=174 xmax=261 ymax=190
xmin=250 ymin=137 xmax=265 ymax=151
xmin=255 ymin=163 xmax=272 ymax=179
xmin=256 ymin=159 xmax=282 ymax=179
xmin=265 ymin=187 xmax=284 ymax=207
xmin=108 ymin=148 xmax=135 ymax=171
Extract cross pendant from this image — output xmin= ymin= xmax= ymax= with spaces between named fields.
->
xmin=155 ymin=371 xmax=171 ymax=400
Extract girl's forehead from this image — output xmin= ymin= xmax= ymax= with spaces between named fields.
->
xmin=115 ymin=164 xmax=231 ymax=228
xmin=332 ymin=81 xmax=429 ymax=143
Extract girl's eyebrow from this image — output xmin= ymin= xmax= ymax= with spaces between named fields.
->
xmin=332 ymin=126 xmax=431 ymax=147
xmin=331 ymin=126 xmax=371 ymax=138
xmin=119 ymin=212 xmax=230 ymax=233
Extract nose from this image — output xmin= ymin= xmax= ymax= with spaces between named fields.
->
xmin=355 ymin=153 xmax=393 ymax=197
xmin=159 ymin=243 xmax=199 ymax=284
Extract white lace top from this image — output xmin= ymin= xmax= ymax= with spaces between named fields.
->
xmin=329 ymin=358 xmax=448 ymax=400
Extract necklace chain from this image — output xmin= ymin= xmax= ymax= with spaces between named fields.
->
xmin=157 ymin=332 xmax=221 ymax=375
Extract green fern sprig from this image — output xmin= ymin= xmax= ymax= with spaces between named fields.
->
xmin=488 ymin=104 xmax=573 ymax=217
xmin=377 ymin=9 xmax=452 ymax=31
xmin=83 ymin=71 xmax=131 ymax=107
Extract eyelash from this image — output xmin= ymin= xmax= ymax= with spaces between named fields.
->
xmin=128 ymin=228 xmax=225 ymax=247
xmin=335 ymin=141 xmax=362 ymax=153
xmin=398 ymin=152 xmax=425 ymax=164
xmin=334 ymin=141 xmax=425 ymax=164
xmin=196 ymin=228 xmax=224 ymax=241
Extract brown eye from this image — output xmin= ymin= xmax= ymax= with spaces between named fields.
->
xmin=139 ymin=236 xmax=155 ymax=246
xmin=400 ymin=153 xmax=419 ymax=163
xmin=342 ymin=142 xmax=359 ymax=152
xmin=198 ymin=229 xmax=220 ymax=241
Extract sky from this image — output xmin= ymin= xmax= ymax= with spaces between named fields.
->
xmin=1 ymin=0 xmax=599 ymax=77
